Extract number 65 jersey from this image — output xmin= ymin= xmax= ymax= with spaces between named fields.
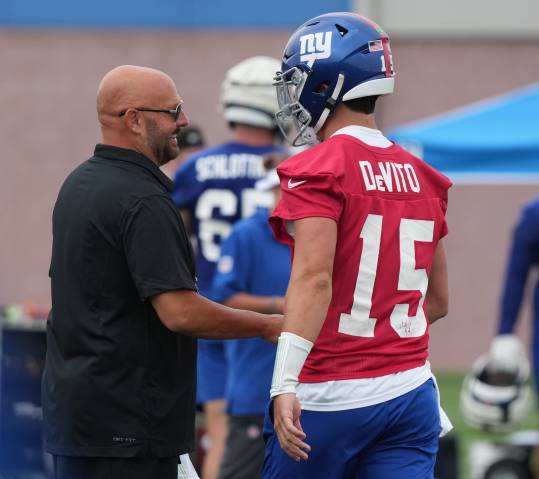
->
xmin=270 ymin=126 xmax=452 ymax=383
xmin=172 ymin=142 xmax=283 ymax=298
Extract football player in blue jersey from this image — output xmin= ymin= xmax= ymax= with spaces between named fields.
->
xmin=495 ymin=198 xmax=539 ymax=380
xmin=211 ymin=154 xmax=291 ymax=479
xmin=172 ymin=56 xmax=285 ymax=479
xmin=489 ymin=198 xmax=539 ymax=474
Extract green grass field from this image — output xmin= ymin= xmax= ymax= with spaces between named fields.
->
xmin=436 ymin=372 xmax=538 ymax=479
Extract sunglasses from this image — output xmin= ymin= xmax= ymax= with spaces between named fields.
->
xmin=118 ymin=102 xmax=183 ymax=121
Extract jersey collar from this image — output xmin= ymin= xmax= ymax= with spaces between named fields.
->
xmin=331 ymin=125 xmax=392 ymax=148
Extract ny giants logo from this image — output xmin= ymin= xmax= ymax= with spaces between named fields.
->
xmin=299 ymin=31 xmax=333 ymax=64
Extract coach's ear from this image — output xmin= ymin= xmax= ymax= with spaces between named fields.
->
xmin=121 ymin=108 xmax=145 ymax=136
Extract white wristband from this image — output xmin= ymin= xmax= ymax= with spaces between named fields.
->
xmin=270 ymin=332 xmax=313 ymax=398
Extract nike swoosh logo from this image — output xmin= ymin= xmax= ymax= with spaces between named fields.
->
xmin=288 ymin=179 xmax=307 ymax=189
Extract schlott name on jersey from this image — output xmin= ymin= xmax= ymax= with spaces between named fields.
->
xmin=195 ymin=153 xmax=266 ymax=182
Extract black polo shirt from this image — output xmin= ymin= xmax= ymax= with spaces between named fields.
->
xmin=43 ymin=144 xmax=198 ymax=458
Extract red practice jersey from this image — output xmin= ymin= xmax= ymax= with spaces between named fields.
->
xmin=270 ymin=132 xmax=452 ymax=383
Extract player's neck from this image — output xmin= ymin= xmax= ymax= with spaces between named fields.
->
xmin=231 ymin=125 xmax=275 ymax=147
xmin=319 ymin=108 xmax=378 ymax=141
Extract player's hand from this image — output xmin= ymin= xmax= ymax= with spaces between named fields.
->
xmin=273 ymin=393 xmax=311 ymax=461
xmin=262 ymin=314 xmax=283 ymax=344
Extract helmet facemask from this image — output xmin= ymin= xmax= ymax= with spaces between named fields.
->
xmin=274 ymin=66 xmax=317 ymax=147
xmin=274 ymin=66 xmax=347 ymax=147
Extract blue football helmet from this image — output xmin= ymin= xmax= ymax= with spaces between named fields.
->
xmin=274 ymin=12 xmax=395 ymax=146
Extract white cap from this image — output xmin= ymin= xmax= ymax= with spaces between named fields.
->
xmin=220 ymin=56 xmax=281 ymax=129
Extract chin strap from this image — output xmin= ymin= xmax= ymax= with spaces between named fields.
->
xmin=312 ymin=73 xmax=345 ymax=134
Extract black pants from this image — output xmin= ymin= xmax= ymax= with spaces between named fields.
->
xmin=52 ymin=455 xmax=177 ymax=479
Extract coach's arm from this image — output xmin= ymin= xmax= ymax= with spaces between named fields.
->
xmin=151 ymin=289 xmax=282 ymax=342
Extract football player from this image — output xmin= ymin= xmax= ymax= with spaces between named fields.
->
xmin=210 ymin=154 xmax=291 ymax=479
xmin=264 ymin=13 xmax=452 ymax=479
xmin=495 ymin=198 xmax=539 ymax=385
xmin=491 ymin=198 xmax=539 ymax=478
xmin=172 ymin=56 xmax=284 ymax=479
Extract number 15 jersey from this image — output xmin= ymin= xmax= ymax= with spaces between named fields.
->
xmin=270 ymin=126 xmax=452 ymax=383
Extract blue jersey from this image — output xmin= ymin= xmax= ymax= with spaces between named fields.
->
xmin=172 ymin=142 xmax=283 ymax=297
xmin=498 ymin=198 xmax=539 ymax=384
xmin=212 ymin=209 xmax=291 ymax=415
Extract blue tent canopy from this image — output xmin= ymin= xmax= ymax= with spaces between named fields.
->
xmin=388 ymin=83 xmax=539 ymax=182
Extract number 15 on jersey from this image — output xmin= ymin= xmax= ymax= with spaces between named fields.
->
xmin=339 ymin=214 xmax=434 ymax=339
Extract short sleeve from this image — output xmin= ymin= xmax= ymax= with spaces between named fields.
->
xmin=123 ymin=195 xmax=197 ymax=301
xmin=415 ymin=157 xmax=452 ymax=240
xmin=211 ymin=226 xmax=251 ymax=303
xmin=438 ymin=172 xmax=451 ymax=238
xmin=270 ymin=169 xmax=343 ymax=245
xmin=438 ymin=171 xmax=452 ymax=239
xmin=439 ymin=198 xmax=449 ymax=239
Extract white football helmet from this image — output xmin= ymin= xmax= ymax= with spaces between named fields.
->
xmin=220 ymin=56 xmax=281 ymax=130
xmin=460 ymin=336 xmax=533 ymax=433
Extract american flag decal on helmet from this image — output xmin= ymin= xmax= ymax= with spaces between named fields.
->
xmin=368 ymin=40 xmax=383 ymax=52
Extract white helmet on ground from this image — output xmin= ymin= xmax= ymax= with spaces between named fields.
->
xmin=460 ymin=335 xmax=533 ymax=434
xmin=220 ymin=56 xmax=281 ymax=130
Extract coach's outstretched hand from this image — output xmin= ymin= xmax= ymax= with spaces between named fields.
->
xmin=273 ymin=393 xmax=311 ymax=461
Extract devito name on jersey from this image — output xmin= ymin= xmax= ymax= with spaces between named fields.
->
xmin=359 ymin=160 xmax=421 ymax=193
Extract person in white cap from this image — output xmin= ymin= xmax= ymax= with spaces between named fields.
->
xmin=211 ymin=153 xmax=291 ymax=479
xmin=171 ymin=56 xmax=285 ymax=479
